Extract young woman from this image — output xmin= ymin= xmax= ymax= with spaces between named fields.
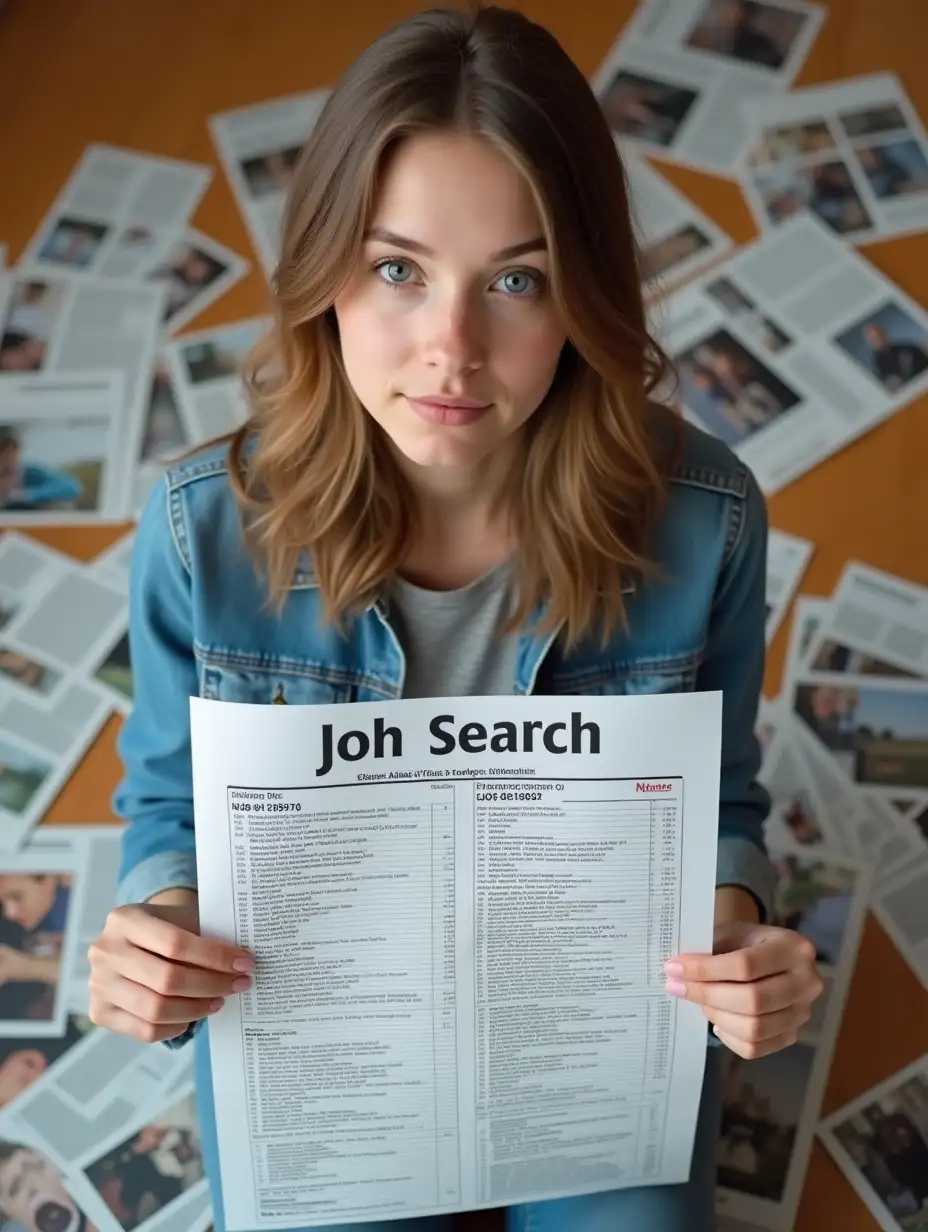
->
xmin=88 ymin=6 xmax=823 ymax=1230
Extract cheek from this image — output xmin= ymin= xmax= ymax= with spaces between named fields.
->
xmin=337 ymin=298 xmax=413 ymax=385
xmin=494 ymin=313 xmax=566 ymax=400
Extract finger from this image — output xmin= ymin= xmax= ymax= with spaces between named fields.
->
xmin=669 ymin=969 xmax=811 ymax=1015
xmin=713 ymin=1024 xmax=800 ymax=1060
xmin=97 ymin=935 xmax=249 ymax=1000
xmin=668 ymin=933 xmax=815 ymax=984
xmin=109 ymin=907 xmax=252 ymax=973
xmin=88 ymin=1000 xmax=199 ymax=1046
xmin=704 ymin=1002 xmax=809 ymax=1045
xmin=95 ymin=971 xmax=226 ymax=1026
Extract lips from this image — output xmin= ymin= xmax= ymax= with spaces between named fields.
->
xmin=404 ymin=395 xmax=492 ymax=427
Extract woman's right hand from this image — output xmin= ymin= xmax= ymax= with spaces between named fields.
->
xmin=88 ymin=888 xmax=254 ymax=1043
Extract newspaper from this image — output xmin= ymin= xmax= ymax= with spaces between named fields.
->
xmin=624 ymin=150 xmax=732 ymax=293
xmin=161 ymin=315 xmax=269 ymax=443
xmin=655 ymin=213 xmax=928 ymax=494
xmin=0 ymin=371 xmax=127 ymax=526
xmin=191 ymin=691 xmax=723 ymax=1229
xmin=142 ymin=227 xmax=249 ymax=336
xmin=782 ymin=595 xmax=829 ymax=689
xmin=765 ymin=530 xmax=813 ymax=644
xmin=590 ymin=0 xmax=826 ymax=175
xmin=21 ymin=143 xmax=211 ymax=280
xmin=818 ymin=1053 xmax=928 ymax=1232
xmin=91 ymin=532 xmax=135 ymax=589
xmin=715 ymin=842 xmax=870 ymax=1231
xmin=0 ymin=267 xmax=165 ymax=514
xmin=0 ymin=534 xmax=124 ymax=847
xmin=208 ymin=90 xmax=330 ymax=276
xmin=739 ymin=72 xmax=928 ymax=245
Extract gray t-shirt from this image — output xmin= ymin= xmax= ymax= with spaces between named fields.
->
xmin=388 ymin=560 xmax=519 ymax=698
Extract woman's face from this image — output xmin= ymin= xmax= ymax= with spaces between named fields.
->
xmin=334 ymin=131 xmax=568 ymax=471
xmin=0 ymin=1146 xmax=81 ymax=1232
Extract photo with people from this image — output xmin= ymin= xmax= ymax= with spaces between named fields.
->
xmin=717 ymin=1041 xmax=816 ymax=1200
xmin=746 ymin=118 xmax=837 ymax=169
xmin=0 ymin=1137 xmax=100 ymax=1232
xmin=676 ymin=326 xmax=801 ymax=446
xmin=753 ymin=158 xmax=873 ymax=235
xmin=238 ymin=144 xmax=303 ymax=200
xmin=0 ymin=279 xmax=65 ymax=373
xmin=0 ymin=870 xmax=72 ymax=1025
xmin=147 ymin=240 xmax=229 ymax=327
xmin=810 ymin=637 xmax=917 ymax=678
xmin=599 ymin=69 xmax=699 ymax=147
xmin=0 ymin=740 xmax=52 ymax=821
xmin=0 ymin=1015 xmax=93 ymax=1112
xmin=793 ymin=682 xmax=928 ymax=791
xmin=641 ymin=224 xmax=711 ymax=282
xmin=685 ymin=0 xmax=809 ymax=71
xmin=0 ymin=418 xmax=108 ymax=514
xmin=84 ymin=1093 xmax=204 ymax=1231
xmin=832 ymin=1072 xmax=928 ymax=1230
xmin=179 ymin=320 xmax=265 ymax=386
xmin=0 ymin=647 xmax=61 ymax=699
xmin=835 ymin=301 xmax=928 ymax=392
xmin=36 ymin=215 xmax=109 ymax=270
xmin=854 ymin=138 xmax=928 ymax=199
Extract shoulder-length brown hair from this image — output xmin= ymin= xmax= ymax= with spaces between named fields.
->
xmin=227 ymin=2 xmax=678 ymax=649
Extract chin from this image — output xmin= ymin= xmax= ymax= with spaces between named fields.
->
xmin=392 ymin=428 xmax=493 ymax=470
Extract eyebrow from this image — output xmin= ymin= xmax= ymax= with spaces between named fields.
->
xmin=364 ymin=227 xmax=547 ymax=262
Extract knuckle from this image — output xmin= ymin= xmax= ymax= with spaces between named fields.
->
xmin=797 ymin=936 xmax=817 ymax=964
xmin=137 ymin=1020 xmax=163 ymax=1045
xmin=744 ymin=987 xmax=765 ymax=1016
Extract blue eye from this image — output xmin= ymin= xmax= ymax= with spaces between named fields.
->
xmin=495 ymin=270 xmax=542 ymax=296
xmin=374 ymin=259 xmax=416 ymax=287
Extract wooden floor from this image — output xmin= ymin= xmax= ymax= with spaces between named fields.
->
xmin=2 ymin=1 xmax=927 ymax=1228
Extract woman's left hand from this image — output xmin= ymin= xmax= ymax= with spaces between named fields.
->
xmin=663 ymin=920 xmax=825 ymax=1059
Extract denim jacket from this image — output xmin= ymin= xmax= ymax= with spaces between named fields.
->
xmin=113 ymin=417 xmax=776 ymax=1047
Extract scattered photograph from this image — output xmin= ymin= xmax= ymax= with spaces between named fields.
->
xmin=85 ymin=1093 xmax=204 ymax=1231
xmin=831 ymin=1072 xmax=928 ymax=1230
xmin=676 ymin=327 xmax=801 ymax=446
xmin=179 ymin=320 xmax=264 ymax=385
xmin=599 ymin=69 xmax=699 ymax=147
xmin=0 ymin=416 xmax=111 ymax=515
xmin=138 ymin=363 xmax=188 ymax=466
xmin=0 ymin=870 xmax=72 ymax=1024
xmin=854 ymin=138 xmax=928 ymax=200
xmin=706 ymin=277 xmax=757 ymax=315
xmin=773 ymin=854 xmax=856 ymax=966
xmin=147 ymin=239 xmax=230 ymax=327
xmin=794 ymin=682 xmax=928 ymax=791
xmin=753 ymin=158 xmax=873 ymax=236
xmin=0 ymin=1014 xmax=92 ymax=1111
xmin=746 ymin=119 xmax=837 ymax=169
xmin=775 ymin=791 xmax=824 ymax=846
xmin=705 ymin=279 xmax=793 ymax=353
xmin=0 ymin=646 xmax=62 ymax=698
xmin=810 ymin=638 xmax=917 ymax=678
xmin=685 ymin=0 xmax=809 ymax=71
xmin=717 ymin=1040 xmax=816 ymax=1200
xmin=0 ymin=1136 xmax=101 ymax=1231
xmin=117 ymin=224 xmax=157 ymax=253
xmin=839 ymin=103 xmax=910 ymax=140
xmin=238 ymin=144 xmax=303 ymax=200
xmin=641 ymin=224 xmax=712 ymax=281
xmin=0 ymin=739 xmax=52 ymax=818
xmin=835 ymin=301 xmax=928 ymax=393
xmin=94 ymin=632 xmax=132 ymax=704
xmin=36 ymin=215 xmax=109 ymax=269
xmin=0 ymin=278 xmax=66 ymax=373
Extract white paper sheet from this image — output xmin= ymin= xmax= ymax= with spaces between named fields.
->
xmin=20 ymin=143 xmax=211 ymax=280
xmin=0 ymin=266 xmax=165 ymax=511
xmin=655 ymin=213 xmax=928 ymax=494
xmin=162 ymin=315 xmax=270 ymax=443
xmin=191 ymin=691 xmax=723 ymax=1229
xmin=591 ymin=0 xmax=825 ymax=175
xmin=143 ymin=226 xmax=250 ymax=335
xmin=715 ymin=843 xmax=870 ymax=1231
xmin=208 ymin=90 xmax=330 ymax=276
xmin=130 ymin=354 xmax=192 ymax=516
xmin=818 ymin=1053 xmax=928 ymax=1231
xmin=739 ymin=72 xmax=928 ymax=245
xmin=0 ymin=371 xmax=127 ymax=525
xmin=765 ymin=530 xmax=814 ymax=644
xmin=624 ymin=150 xmax=732 ymax=293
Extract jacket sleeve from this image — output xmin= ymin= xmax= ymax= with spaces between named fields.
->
xmin=696 ymin=462 xmax=777 ymax=923
xmin=112 ymin=477 xmax=200 ymax=911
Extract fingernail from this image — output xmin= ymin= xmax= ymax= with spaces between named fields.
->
xmin=232 ymin=977 xmax=251 ymax=992
xmin=233 ymin=957 xmax=253 ymax=972
xmin=209 ymin=999 xmax=224 ymax=1012
xmin=664 ymin=979 xmax=687 ymax=997
xmin=663 ymin=961 xmax=684 ymax=976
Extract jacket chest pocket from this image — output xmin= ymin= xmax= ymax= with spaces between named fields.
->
xmin=198 ymin=659 xmax=354 ymax=706
xmin=543 ymin=657 xmax=700 ymax=697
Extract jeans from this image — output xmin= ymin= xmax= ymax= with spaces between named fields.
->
xmin=195 ymin=1030 xmax=725 ymax=1232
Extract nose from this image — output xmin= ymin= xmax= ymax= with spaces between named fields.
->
xmin=420 ymin=284 xmax=485 ymax=376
